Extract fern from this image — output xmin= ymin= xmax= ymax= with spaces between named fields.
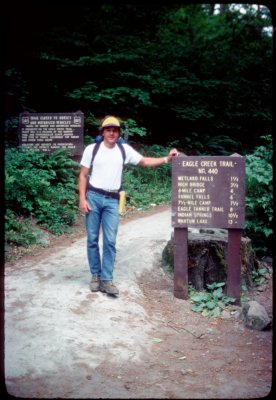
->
xmin=244 ymin=135 xmax=273 ymax=255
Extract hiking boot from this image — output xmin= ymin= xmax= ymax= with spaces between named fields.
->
xmin=100 ymin=280 xmax=119 ymax=296
xmin=90 ymin=276 xmax=100 ymax=292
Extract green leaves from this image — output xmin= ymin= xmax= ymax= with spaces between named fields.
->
xmin=252 ymin=267 xmax=271 ymax=285
xmin=123 ymin=119 xmax=147 ymax=138
xmin=5 ymin=148 xmax=79 ymax=246
xmin=244 ymin=135 xmax=273 ymax=255
xmin=68 ymin=84 xmax=153 ymax=107
xmin=189 ymin=282 xmax=236 ymax=317
xmin=5 ymin=4 xmax=272 ymax=151
xmin=123 ymin=143 xmax=172 ymax=210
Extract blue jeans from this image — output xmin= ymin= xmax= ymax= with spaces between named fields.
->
xmin=86 ymin=190 xmax=120 ymax=281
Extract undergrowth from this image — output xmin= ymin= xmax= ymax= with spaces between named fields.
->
xmin=5 ymin=136 xmax=273 ymax=260
xmin=188 ymin=282 xmax=236 ymax=317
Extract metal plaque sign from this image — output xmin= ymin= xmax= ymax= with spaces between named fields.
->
xmin=19 ymin=112 xmax=84 ymax=155
xmin=172 ymin=155 xmax=245 ymax=229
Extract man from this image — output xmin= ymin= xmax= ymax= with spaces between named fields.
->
xmin=78 ymin=115 xmax=178 ymax=296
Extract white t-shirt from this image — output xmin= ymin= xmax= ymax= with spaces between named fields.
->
xmin=80 ymin=142 xmax=143 ymax=191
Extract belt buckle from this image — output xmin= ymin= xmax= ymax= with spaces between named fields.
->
xmin=105 ymin=190 xmax=114 ymax=198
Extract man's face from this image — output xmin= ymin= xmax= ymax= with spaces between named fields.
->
xmin=102 ymin=127 xmax=120 ymax=146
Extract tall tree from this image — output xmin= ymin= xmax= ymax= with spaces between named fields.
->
xmin=4 ymin=3 xmax=272 ymax=151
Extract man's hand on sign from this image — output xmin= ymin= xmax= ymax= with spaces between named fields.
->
xmin=168 ymin=148 xmax=179 ymax=160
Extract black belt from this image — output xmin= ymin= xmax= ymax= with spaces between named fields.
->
xmin=88 ymin=184 xmax=119 ymax=200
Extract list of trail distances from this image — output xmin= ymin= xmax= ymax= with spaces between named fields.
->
xmin=172 ymin=156 xmax=245 ymax=229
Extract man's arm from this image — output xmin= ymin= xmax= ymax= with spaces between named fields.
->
xmin=139 ymin=148 xmax=179 ymax=167
xmin=78 ymin=166 xmax=92 ymax=213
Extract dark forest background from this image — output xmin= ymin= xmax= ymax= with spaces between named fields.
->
xmin=3 ymin=2 xmax=274 ymax=258
xmin=4 ymin=2 xmax=273 ymax=152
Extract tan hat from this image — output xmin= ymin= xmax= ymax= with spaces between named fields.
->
xmin=101 ymin=116 xmax=120 ymax=130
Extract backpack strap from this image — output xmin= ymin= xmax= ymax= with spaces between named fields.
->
xmin=117 ymin=142 xmax=126 ymax=164
xmin=88 ymin=142 xmax=101 ymax=178
xmin=117 ymin=143 xmax=126 ymax=191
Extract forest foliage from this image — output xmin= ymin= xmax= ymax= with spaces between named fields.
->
xmin=5 ymin=136 xmax=273 ymax=259
xmin=5 ymin=3 xmax=272 ymax=149
xmin=4 ymin=4 xmax=273 ymax=258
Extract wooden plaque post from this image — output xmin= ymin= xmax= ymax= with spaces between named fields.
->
xmin=172 ymin=155 xmax=245 ymax=304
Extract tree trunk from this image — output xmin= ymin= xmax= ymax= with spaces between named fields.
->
xmin=162 ymin=228 xmax=258 ymax=291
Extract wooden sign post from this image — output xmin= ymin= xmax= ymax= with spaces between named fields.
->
xmin=172 ymin=155 xmax=245 ymax=304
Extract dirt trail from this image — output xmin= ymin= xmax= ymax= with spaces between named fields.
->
xmin=4 ymin=207 xmax=272 ymax=399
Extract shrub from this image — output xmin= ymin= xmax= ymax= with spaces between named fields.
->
xmin=123 ymin=143 xmax=172 ymax=209
xmin=189 ymin=282 xmax=236 ymax=317
xmin=244 ymin=135 xmax=273 ymax=256
xmin=5 ymin=148 xmax=79 ymax=244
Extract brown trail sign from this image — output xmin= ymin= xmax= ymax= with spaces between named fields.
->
xmin=19 ymin=111 xmax=84 ymax=156
xmin=172 ymin=154 xmax=245 ymax=304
